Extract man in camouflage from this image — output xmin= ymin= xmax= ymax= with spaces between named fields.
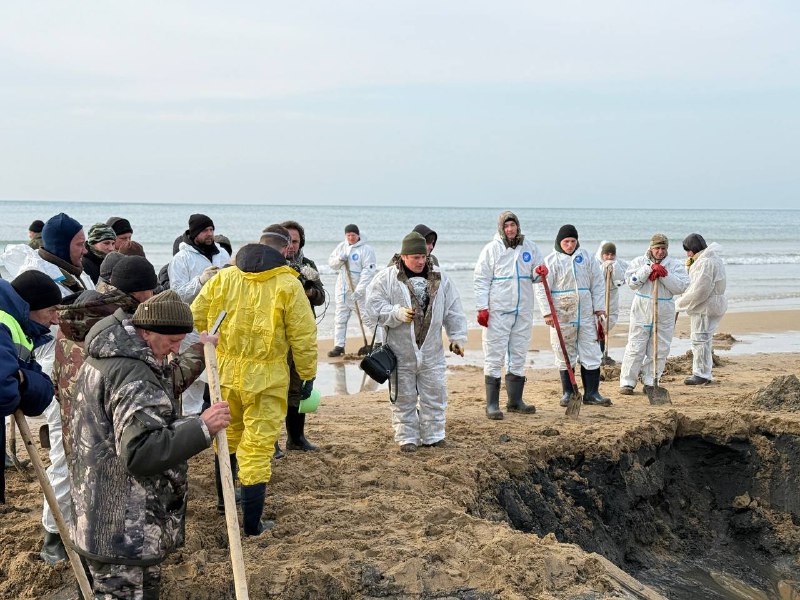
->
xmin=68 ymin=290 xmax=230 ymax=598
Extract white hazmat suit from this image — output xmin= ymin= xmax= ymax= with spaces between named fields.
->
xmin=620 ymin=251 xmax=689 ymax=389
xmin=366 ymin=259 xmax=467 ymax=447
xmin=328 ymin=237 xmax=378 ymax=349
xmin=594 ymin=241 xmax=628 ymax=332
xmin=675 ymin=243 xmax=727 ymax=381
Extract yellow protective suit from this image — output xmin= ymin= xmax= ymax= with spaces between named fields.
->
xmin=192 ymin=248 xmax=317 ymax=485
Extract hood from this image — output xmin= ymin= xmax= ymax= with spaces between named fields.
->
xmin=236 ymin=244 xmax=288 ymax=273
xmin=412 ymin=224 xmax=438 ymax=248
xmin=496 ymin=211 xmax=524 ymax=248
xmin=85 ymin=309 xmax=161 ymax=370
xmin=0 ymin=279 xmax=53 ymax=346
xmin=58 ymin=288 xmax=139 ymax=343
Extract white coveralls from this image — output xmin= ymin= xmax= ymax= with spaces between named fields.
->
xmin=674 ymin=243 xmax=727 ymax=380
xmin=328 ymin=238 xmax=378 ymax=348
xmin=168 ymin=241 xmax=231 ymax=414
xmin=474 ymin=234 xmax=544 ymax=378
xmin=0 ymin=244 xmax=95 ymax=535
xmin=620 ymin=253 xmax=689 ymax=388
xmin=366 ymin=262 xmax=467 ymax=446
xmin=535 ymin=247 xmax=605 ymax=370
xmin=594 ymin=242 xmax=628 ymax=332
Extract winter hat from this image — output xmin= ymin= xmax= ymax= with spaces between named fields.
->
xmin=555 ymin=224 xmax=579 ymax=254
xmin=29 ymin=220 xmax=45 ymax=234
xmin=42 ymin=213 xmax=83 ymax=263
xmin=188 ymin=214 xmax=214 ymax=239
xmin=99 ymin=252 xmax=125 ymax=282
xmin=601 ymin=242 xmax=617 ymax=256
xmin=650 ymin=233 xmax=669 ymax=249
xmin=132 ymin=290 xmax=193 ymax=335
xmin=214 ymin=234 xmax=232 ymax=256
xmin=400 ymin=232 xmax=428 ymax=256
xmin=87 ymin=223 xmax=117 ymax=245
xmin=106 ymin=217 xmax=133 ymax=237
xmin=344 ymin=224 xmax=360 ymax=235
xmin=118 ymin=240 xmax=146 ymax=257
xmin=412 ymin=224 xmax=437 ymax=248
xmin=11 ymin=270 xmax=62 ymax=311
xmin=111 ymin=256 xmax=158 ymax=294
xmin=682 ymin=233 xmax=708 ymax=254
xmin=497 ymin=211 xmax=521 ymax=233
xmin=280 ymin=220 xmax=306 ymax=248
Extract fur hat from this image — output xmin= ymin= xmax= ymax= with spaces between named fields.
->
xmin=11 ymin=270 xmax=62 ymax=311
xmin=132 ymin=290 xmax=193 ymax=335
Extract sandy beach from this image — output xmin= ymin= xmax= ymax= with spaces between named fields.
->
xmin=3 ymin=309 xmax=800 ymax=599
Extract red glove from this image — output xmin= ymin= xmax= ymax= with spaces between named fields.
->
xmin=534 ymin=264 xmax=549 ymax=277
xmin=648 ymin=263 xmax=667 ymax=281
xmin=477 ymin=309 xmax=490 ymax=327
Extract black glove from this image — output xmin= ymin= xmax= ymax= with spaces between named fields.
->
xmin=301 ymin=378 xmax=315 ymax=400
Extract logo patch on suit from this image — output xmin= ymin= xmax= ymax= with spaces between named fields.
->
xmin=352 ymin=253 xmax=359 ymax=261
xmin=575 ymin=255 xmax=583 ymax=264
xmin=522 ymin=252 xmax=531 ymax=262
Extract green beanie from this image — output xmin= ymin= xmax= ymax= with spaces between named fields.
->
xmin=400 ymin=232 xmax=428 ymax=256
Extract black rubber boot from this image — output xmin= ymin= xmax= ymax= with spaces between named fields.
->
xmin=285 ymin=405 xmax=319 ymax=451
xmin=581 ymin=366 xmax=612 ymax=406
xmin=505 ymin=373 xmax=535 ymax=414
xmin=559 ymin=370 xmax=573 ymax=407
xmin=215 ymin=453 xmax=241 ymax=514
xmin=40 ymin=530 xmax=67 ymax=564
xmin=273 ymin=441 xmax=284 ymax=459
xmin=241 ymin=483 xmax=274 ymax=536
xmin=484 ymin=376 xmax=503 ymax=420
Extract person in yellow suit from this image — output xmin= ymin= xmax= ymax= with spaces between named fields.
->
xmin=192 ymin=231 xmax=317 ymax=536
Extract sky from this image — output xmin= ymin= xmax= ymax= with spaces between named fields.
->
xmin=1 ymin=1 xmax=799 ymax=209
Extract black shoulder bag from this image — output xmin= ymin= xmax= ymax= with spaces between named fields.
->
xmin=359 ymin=322 xmax=398 ymax=402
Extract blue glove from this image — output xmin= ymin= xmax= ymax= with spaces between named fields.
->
xmin=301 ymin=379 xmax=315 ymax=400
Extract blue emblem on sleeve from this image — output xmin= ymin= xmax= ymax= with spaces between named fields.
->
xmin=575 ymin=255 xmax=583 ymax=264
xmin=522 ymin=252 xmax=531 ymax=262
xmin=352 ymin=253 xmax=359 ymax=261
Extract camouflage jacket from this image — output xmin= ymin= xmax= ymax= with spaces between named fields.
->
xmin=68 ymin=310 xmax=210 ymax=565
xmin=55 ymin=288 xmax=140 ymax=457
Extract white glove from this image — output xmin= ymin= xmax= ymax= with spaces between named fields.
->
xmin=394 ymin=306 xmax=414 ymax=323
xmin=351 ymin=290 xmax=363 ymax=303
xmin=603 ymin=260 xmax=615 ymax=273
xmin=199 ymin=266 xmax=220 ymax=284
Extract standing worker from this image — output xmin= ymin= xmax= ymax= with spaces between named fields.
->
xmin=594 ymin=241 xmax=628 ymax=364
xmin=327 ymin=224 xmax=377 ymax=357
xmin=81 ymin=223 xmax=118 ymax=285
xmin=619 ymin=234 xmax=689 ymax=395
xmin=366 ymin=232 xmax=467 ymax=452
xmin=473 ymin=211 xmax=543 ymax=419
xmin=675 ymin=234 xmax=727 ymax=386
xmin=192 ymin=241 xmax=317 ymax=535
xmin=535 ymin=224 xmax=611 ymax=407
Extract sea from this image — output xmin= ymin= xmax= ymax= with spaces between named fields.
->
xmin=2 ymin=201 xmax=799 ymax=343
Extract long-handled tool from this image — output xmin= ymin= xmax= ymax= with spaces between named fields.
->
xmin=343 ymin=262 xmax=371 ymax=356
xmin=600 ymin=266 xmax=616 ymax=381
xmin=204 ymin=312 xmax=249 ymax=600
xmin=14 ymin=410 xmax=93 ymax=599
xmin=541 ymin=277 xmax=582 ymax=418
xmin=7 ymin=417 xmax=31 ymax=478
xmin=647 ymin=278 xmax=671 ymax=406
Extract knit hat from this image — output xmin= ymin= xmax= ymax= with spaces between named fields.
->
xmin=118 ymin=240 xmax=146 ymax=257
xmin=344 ymin=224 xmax=360 ymax=235
xmin=682 ymin=233 xmax=708 ymax=254
xmin=42 ymin=213 xmax=83 ymax=263
xmin=188 ymin=214 xmax=214 ymax=239
xmin=600 ymin=242 xmax=617 ymax=256
xmin=132 ymin=290 xmax=193 ymax=335
xmin=106 ymin=217 xmax=133 ymax=236
xmin=29 ymin=220 xmax=45 ymax=234
xmin=99 ymin=252 xmax=125 ymax=282
xmin=412 ymin=224 xmax=437 ymax=248
xmin=650 ymin=233 xmax=669 ymax=249
xmin=400 ymin=232 xmax=428 ymax=256
xmin=556 ymin=224 xmax=579 ymax=244
xmin=87 ymin=223 xmax=117 ymax=245
xmin=111 ymin=256 xmax=158 ymax=294
xmin=11 ymin=270 xmax=62 ymax=311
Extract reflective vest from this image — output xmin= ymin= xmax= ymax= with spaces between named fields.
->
xmin=0 ymin=310 xmax=33 ymax=363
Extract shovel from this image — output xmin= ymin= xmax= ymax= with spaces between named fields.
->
xmin=541 ymin=277 xmax=582 ymax=418
xmin=343 ymin=261 xmax=371 ymax=356
xmin=6 ymin=418 xmax=31 ymax=479
xmin=600 ymin=266 xmax=616 ymax=381
xmin=647 ymin=278 xmax=671 ymax=406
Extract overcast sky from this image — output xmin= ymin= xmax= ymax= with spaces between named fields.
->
xmin=1 ymin=1 xmax=798 ymax=208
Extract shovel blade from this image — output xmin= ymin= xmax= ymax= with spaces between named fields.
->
xmin=565 ymin=391 xmax=582 ymax=418
xmin=647 ymin=384 xmax=671 ymax=406
xmin=357 ymin=344 xmax=372 ymax=356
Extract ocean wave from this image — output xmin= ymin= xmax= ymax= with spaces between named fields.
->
xmin=724 ymin=254 xmax=800 ymax=265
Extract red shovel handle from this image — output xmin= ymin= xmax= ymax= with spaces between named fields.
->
xmin=541 ymin=277 xmax=578 ymax=389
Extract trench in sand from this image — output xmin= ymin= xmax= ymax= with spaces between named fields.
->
xmin=474 ymin=420 xmax=800 ymax=599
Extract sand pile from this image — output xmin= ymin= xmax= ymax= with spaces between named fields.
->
xmin=750 ymin=374 xmax=800 ymax=411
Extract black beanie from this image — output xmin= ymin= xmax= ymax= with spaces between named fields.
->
xmin=29 ymin=220 xmax=45 ymax=233
xmin=99 ymin=252 xmax=125 ymax=282
xmin=188 ymin=214 xmax=214 ymax=239
xmin=344 ymin=224 xmax=359 ymax=235
xmin=111 ymin=256 xmax=158 ymax=294
xmin=42 ymin=213 xmax=83 ymax=263
xmin=555 ymin=224 xmax=579 ymax=254
xmin=11 ymin=271 xmax=62 ymax=311
xmin=683 ymin=233 xmax=708 ymax=254
xmin=106 ymin=217 xmax=133 ymax=236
